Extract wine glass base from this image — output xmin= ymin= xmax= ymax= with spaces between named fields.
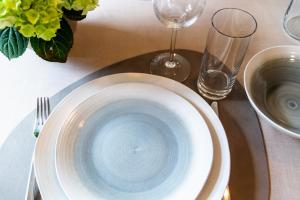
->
xmin=150 ymin=53 xmax=191 ymax=82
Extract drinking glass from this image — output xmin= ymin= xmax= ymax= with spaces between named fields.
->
xmin=284 ymin=0 xmax=300 ymax=41
xmin=197 ymin=8 xmax=257 ymax=100
xmin=151 ymin=0 xmax=206 ymax=82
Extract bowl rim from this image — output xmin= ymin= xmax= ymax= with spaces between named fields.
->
xmin=244 ymin=45 xmax=300 ymax=139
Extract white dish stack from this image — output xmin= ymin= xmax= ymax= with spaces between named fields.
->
xmin=34 ymin=73 xmax=230 ymax=200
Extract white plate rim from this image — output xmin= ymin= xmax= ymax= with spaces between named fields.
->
xmin=34 ymin=73 xmax=230 ymax=200
xmin=55 ymin=82 xmax=213 ymax=200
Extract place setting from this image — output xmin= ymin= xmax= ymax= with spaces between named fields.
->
xmin=29 ymin=1 xmax=233 ymax=199
xmin=31 ymin=2 xmax=259 ymax=199
xmin=1 ymin=0 xmax=300 ymax=200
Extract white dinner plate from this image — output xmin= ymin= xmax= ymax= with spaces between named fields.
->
xmin=34 ymin=73 xmax=230 ymax=200
xmin=56 ymin=83 xmax=213 ymax=200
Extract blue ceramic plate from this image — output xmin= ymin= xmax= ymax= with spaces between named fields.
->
xmin=55 ymin=83 xmax=213 ymax=200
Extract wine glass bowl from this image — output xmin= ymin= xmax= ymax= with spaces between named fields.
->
xmin=151 ymin=0 xmax=206 ymax=82
xmin=153 ymin=0 xmax=205 ymax=29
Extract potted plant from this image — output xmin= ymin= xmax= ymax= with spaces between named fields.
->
xmin=0 ymin=0 xmax=98 ymax=62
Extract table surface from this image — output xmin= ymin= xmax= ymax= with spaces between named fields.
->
xmin=0 ymin=0 xmax=299 ymax=199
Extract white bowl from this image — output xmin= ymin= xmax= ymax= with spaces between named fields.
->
xmin=244 ymin=45 xmax=300 ymax=139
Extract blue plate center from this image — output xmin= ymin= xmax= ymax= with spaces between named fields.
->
xmin=74 ymin=100 xmax=191 ymax=199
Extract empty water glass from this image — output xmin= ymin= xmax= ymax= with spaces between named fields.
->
xmin=197 ymin=8 xmax=257 ymax=100
xmin=284 ymin=0 xmax=300 ymax=41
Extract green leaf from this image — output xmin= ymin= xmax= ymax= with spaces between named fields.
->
xmin=30 ymin=18 xmax=73 ymax=63
xmin=0 ymin=27 xmax=28 ymax=60
xmin=63 ymin=8 xmax=86 ymax=21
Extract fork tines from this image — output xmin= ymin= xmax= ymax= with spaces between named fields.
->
xmin=34 ymin=97 xmax=50 ymax=137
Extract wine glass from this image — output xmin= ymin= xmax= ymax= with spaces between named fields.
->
xmin=150 ymin=0 xmax=206 ymax=82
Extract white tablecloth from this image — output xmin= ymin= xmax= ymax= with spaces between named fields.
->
xmin=0 ymin=0 xmax=299 ymax=199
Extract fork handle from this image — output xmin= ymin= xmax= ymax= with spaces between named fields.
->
xmin=25 ymin=158 xmax=42 ymax=200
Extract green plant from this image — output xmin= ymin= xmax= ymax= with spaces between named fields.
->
xmin=0 ymin=0 xmax=99 ymax=62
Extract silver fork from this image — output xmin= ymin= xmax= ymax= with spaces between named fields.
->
xmin=26 ymin=97 xmax=51 ymax=200
xmin=33 ymin=97 xmax=50 ymax=137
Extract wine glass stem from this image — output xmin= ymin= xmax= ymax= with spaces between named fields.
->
xmin=166 ymin=28 xmax=178 ymax=68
